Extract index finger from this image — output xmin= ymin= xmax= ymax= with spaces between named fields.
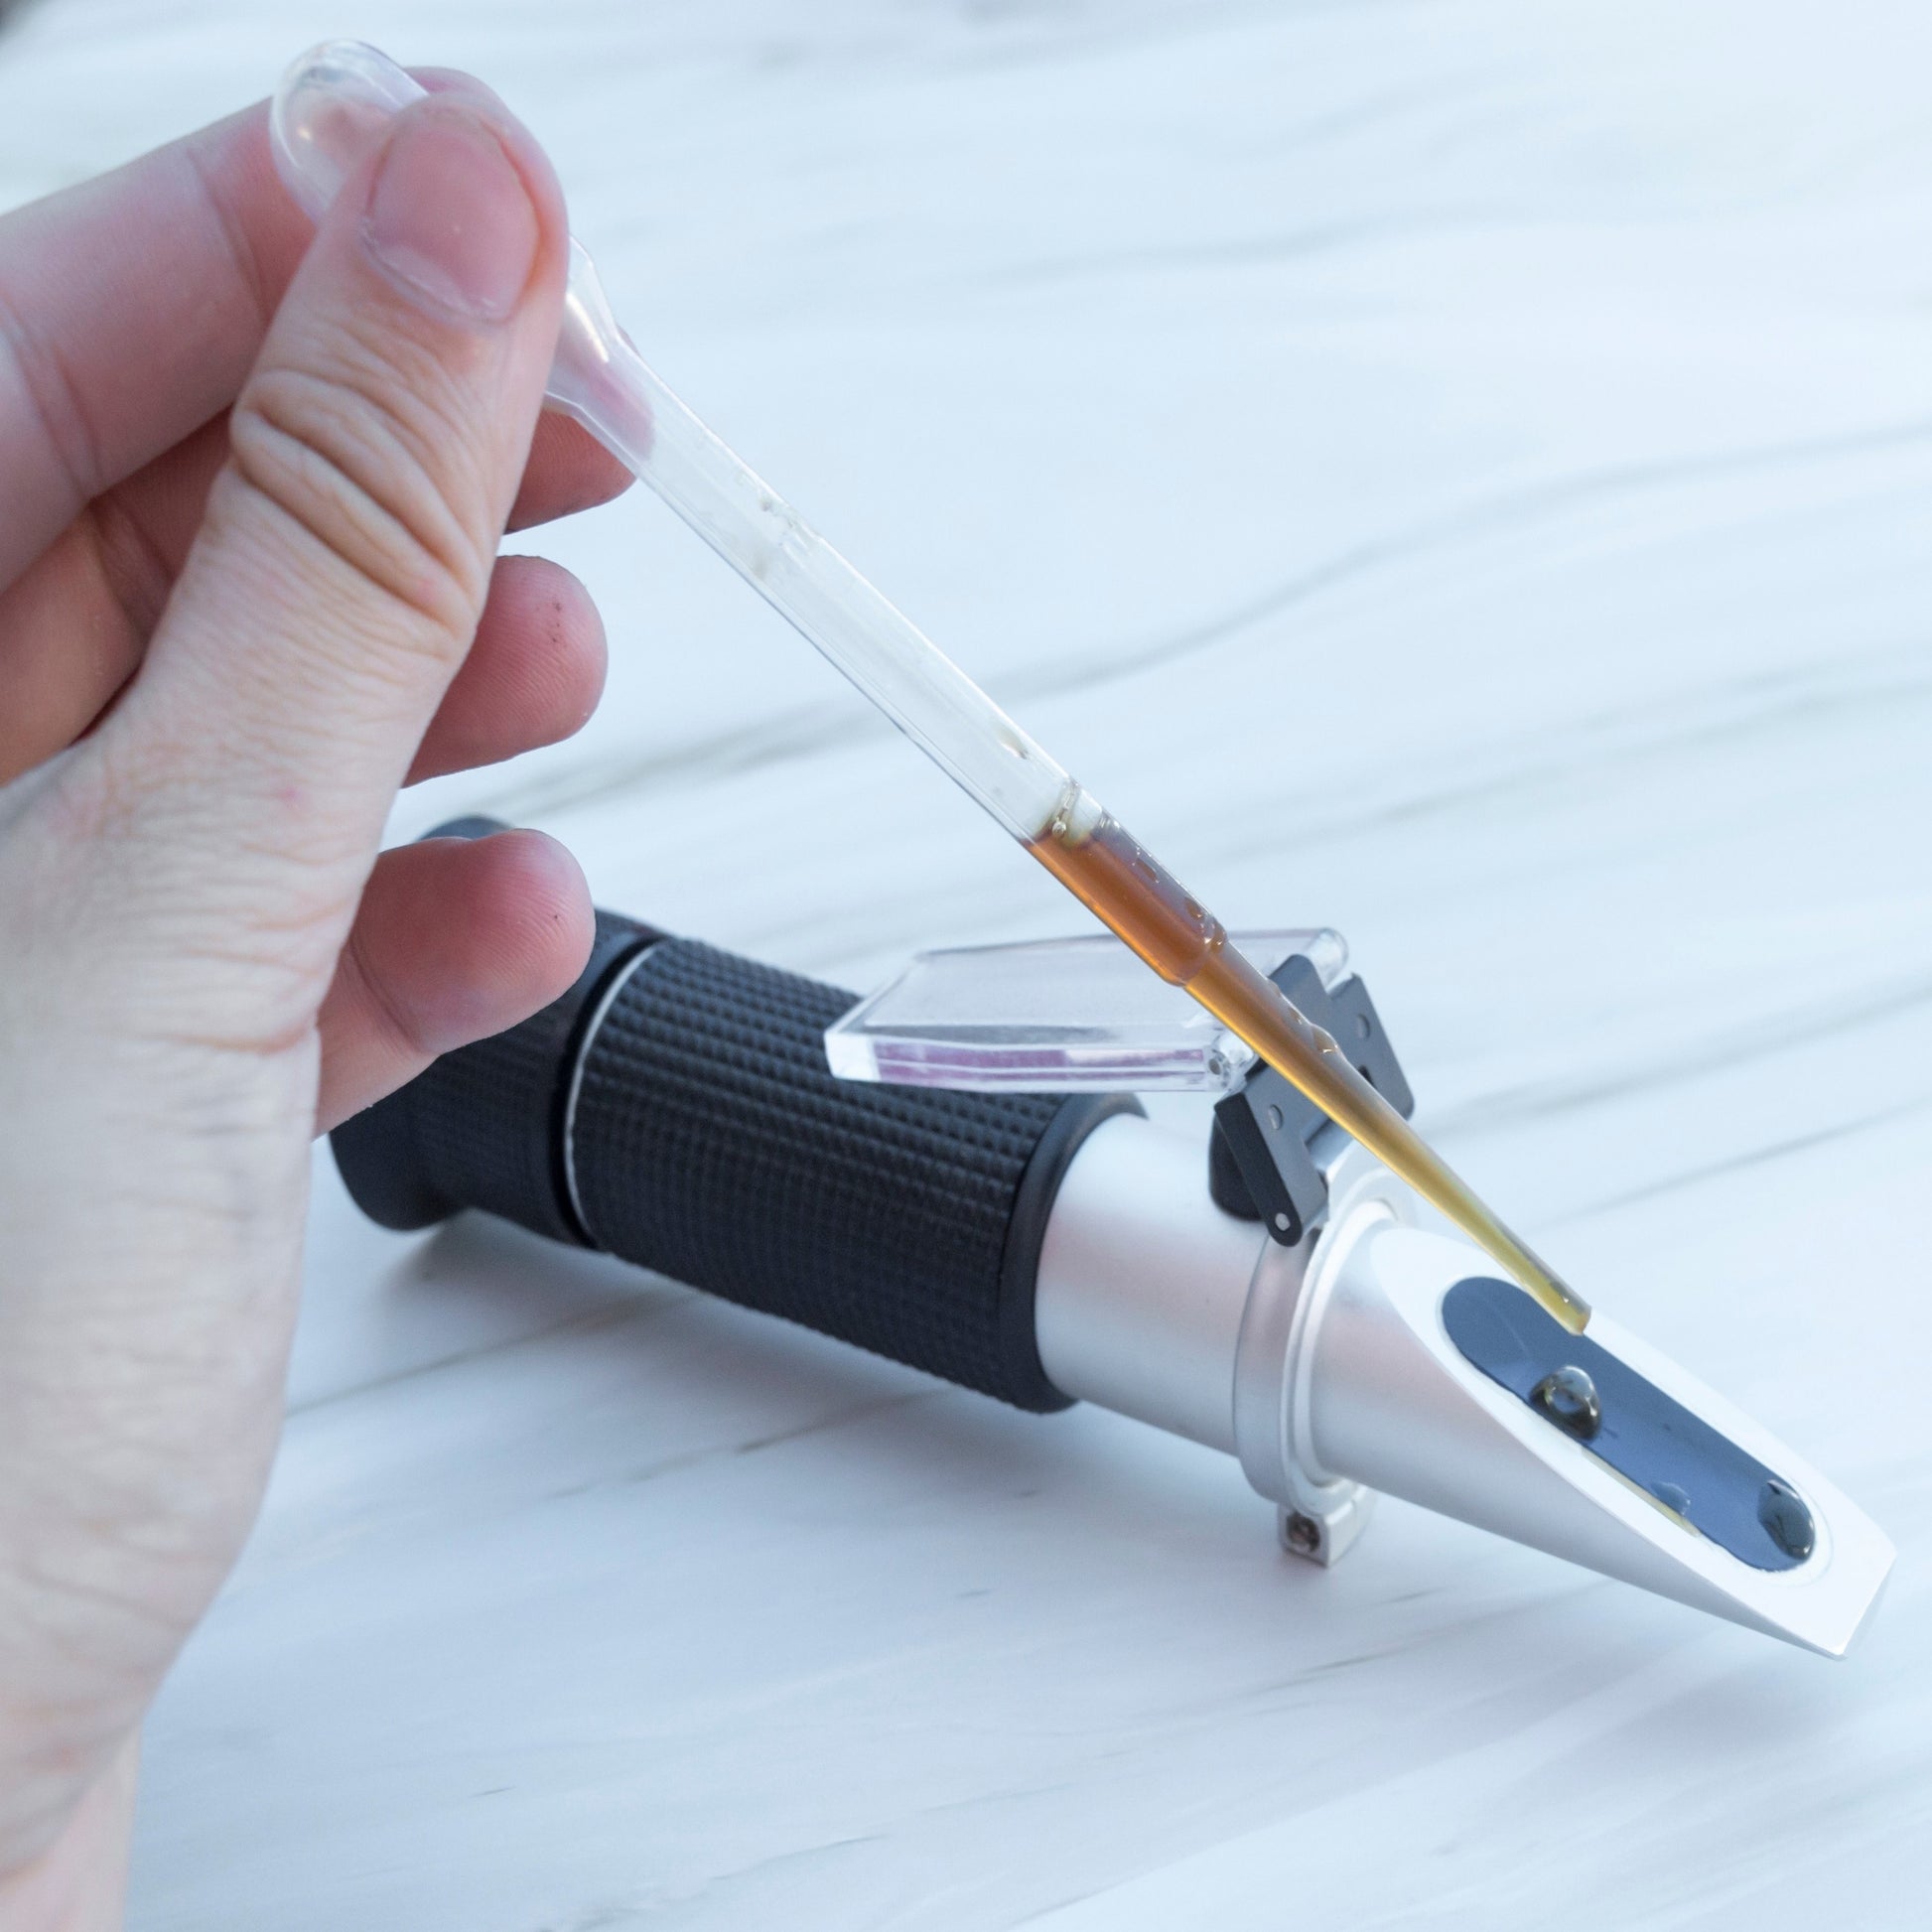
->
xmin=0 ymin=97 xmax=303 ymax=588
xmin=0 ymin=70 xmax=626 ymax=596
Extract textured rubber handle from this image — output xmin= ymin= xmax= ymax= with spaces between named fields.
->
xmin=331 ymin=825 xmax=1137 ymax=1411
xmin=568 ymin=939 xmax=1135 ymax=1410
xmin=329 ymin=819 xmax=660 ymax=1243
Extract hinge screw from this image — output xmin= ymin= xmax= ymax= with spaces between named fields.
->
xmin=1283 ymin=1512 xmax=1322 ymax=1557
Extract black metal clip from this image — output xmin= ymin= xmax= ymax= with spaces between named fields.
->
xmin=1208 ymin=955 xmax=1414 ymax=1245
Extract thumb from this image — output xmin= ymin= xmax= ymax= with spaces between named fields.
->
xmin=84 ymin=89 xmax=569 ymax=1002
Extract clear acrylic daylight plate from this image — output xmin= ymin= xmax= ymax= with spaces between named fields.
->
xmin=824 ymin=928 xmax=1348 ymax=1094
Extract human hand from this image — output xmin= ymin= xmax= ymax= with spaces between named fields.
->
xmin=0 ymin=75 xmax=624 ymax=1923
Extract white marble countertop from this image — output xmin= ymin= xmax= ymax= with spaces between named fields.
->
xmin=5 ymin=1 xmax=1930 ymax=1924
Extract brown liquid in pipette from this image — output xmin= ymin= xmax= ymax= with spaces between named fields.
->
xmin=1028 ymin=807 xmax=1589 ymax=1333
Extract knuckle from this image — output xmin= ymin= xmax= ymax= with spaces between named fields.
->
xmin=225 ymin=348 xmax=493 ymax=650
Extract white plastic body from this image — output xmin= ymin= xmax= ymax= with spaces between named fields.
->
xmin=1034 ymin=1113 xmax=1893 ymax=1655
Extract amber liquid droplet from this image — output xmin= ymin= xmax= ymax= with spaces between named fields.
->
xmin=1027 ymin=808 xmax=1590 ymax=1333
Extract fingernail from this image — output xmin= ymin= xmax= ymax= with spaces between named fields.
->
xmin=363 ymin=101 xmax=539 ymax=324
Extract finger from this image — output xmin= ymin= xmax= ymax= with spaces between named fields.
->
xmin=408 ymin=555 xmax=607 ymax=784
xmin=0 ymin=69 xmax=627 ymax=596
xmin=509 ymin=410 xmax=632 ymax=532
xmin=0 ymin=443 xmax=606 ymax=791
xmin=85 ymin=89 xmax=570 ymax=1016
xmin=0 ymin=100 xmax=302 ymax=587
xmin=0 ymin=416 xmax=228 ymax=786
xmin=315 ymin=830 xmax=592 ymax=1133
xmin=0 ymin=405 xmax=625 ymax=786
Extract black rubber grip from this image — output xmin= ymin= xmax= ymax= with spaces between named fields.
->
xmin=330 ymin=816 xmax=659 ymax=1244
xmin=331 ymin=901 xmax=652 ymax=1242
xmin=569 ymin=939 xmax=1136 ymax=1411
xmin=330 ymin=823 xmax=1137 ymax=1411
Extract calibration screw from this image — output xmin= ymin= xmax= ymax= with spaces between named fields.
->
xmin=1282 ymin=1512 xmax=1323 ymax=1558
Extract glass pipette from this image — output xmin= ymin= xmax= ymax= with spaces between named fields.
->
xmin=272 ymin=41 xmax=1589 ymax=1333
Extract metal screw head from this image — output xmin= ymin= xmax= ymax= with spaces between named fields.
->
xmin=1283 ymin=1512 xmax=1322 ymax=1557
xmin=1266 ymin=1102 xmax=1285 ymax=1132
xmin=1530 ymin=1365 xmax=1602 ymax=1440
